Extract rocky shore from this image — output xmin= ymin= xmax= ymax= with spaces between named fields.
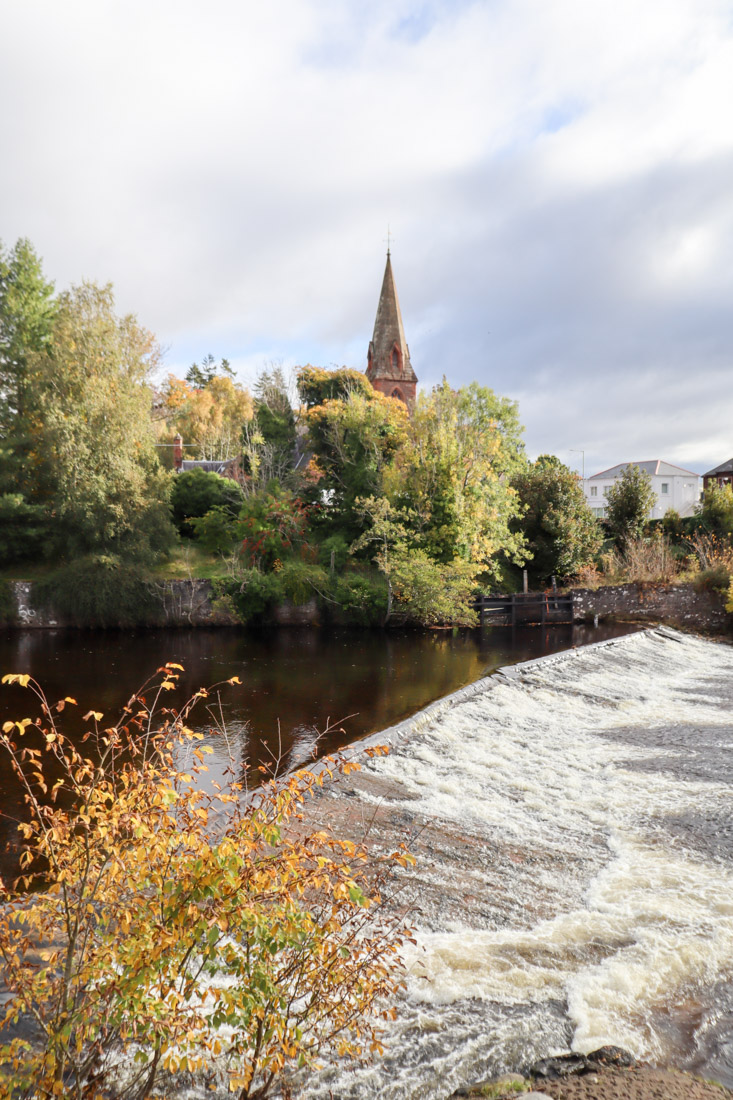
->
xmin=451 ymin=1049 xmax=733 ymax=1099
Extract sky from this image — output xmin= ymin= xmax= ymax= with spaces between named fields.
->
xmin=2 ymin=0 xmax=733 ymax=478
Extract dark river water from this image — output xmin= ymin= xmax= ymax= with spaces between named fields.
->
xmin=0 ymin=621 xmax=640 ymax=764
xmin=0 ymin=621 xmax=639 ymax=878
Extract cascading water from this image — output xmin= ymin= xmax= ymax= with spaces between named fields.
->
xmin=303 ymin=627 xmax=733 ymax=1098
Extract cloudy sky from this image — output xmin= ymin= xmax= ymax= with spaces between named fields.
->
xmin=2 ymin=0 xmax=733 ymax=477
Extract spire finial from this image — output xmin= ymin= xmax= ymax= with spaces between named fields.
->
xmin=383 ymin=225 xmax=394 ymax=256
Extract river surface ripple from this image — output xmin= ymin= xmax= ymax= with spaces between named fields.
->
xmin=302 ymin=628 xmax=733 ymax=1099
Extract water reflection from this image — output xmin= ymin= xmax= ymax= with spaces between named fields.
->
xmin=0 ymin=622 xmax=640 ymax=758
xmin=0 ymin=622 xmax=641 ymax=880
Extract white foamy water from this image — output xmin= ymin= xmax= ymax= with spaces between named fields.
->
xmin=304 ymin=628 xmax=733 ymax=1098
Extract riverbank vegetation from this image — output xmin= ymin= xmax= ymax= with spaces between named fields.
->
xmin=0 ymin=668 xmax=412 ymax=1098
xmin=2 ymin=236 xmax=730 ymax=629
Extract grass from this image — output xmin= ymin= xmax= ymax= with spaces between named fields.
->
xmin=148 ymin=544 xmax=232 ymax=581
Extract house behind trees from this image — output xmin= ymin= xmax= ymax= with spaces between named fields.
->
xmin=584 ymin=460 xmax=700 ymax=519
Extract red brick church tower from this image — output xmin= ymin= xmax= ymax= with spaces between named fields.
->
xmin=366 ymin=250 xmax=417 ymax=408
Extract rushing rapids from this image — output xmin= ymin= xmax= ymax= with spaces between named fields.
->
xmin=302 ymin=627 xmax=733 ymax=1099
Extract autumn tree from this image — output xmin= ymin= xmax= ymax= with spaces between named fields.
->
xmin=512 ymin=455 xmax=602 ymax=582
xmin=303 ymin=383 xmax=408 ymax=539
xmin=296 ymin=364 xmax=373 ymax=409
xmin=0 ymin=668 xmax=412 ymax=1099
xmin=157 ymin=372 xmax=253 ymax=462
xmin=605 ymin=464 xmax=655 ymax=548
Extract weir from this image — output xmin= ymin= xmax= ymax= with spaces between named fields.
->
xmin=301 ymin=628 xmax=733 ymax=1099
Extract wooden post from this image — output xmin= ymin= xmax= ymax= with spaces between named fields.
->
xmin=522 ymin=570 xmax=528 ymax=594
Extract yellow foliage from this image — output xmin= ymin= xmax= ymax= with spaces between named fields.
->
xmin=157 ymin=373 xmax=254 ymax=460
xmin=0 ymin=666 xmax=411 ymax=1099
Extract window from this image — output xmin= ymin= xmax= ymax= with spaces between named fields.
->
xmin=592 ymin=507 xmax=606 ymax=518
xmin=603 ymin=486 xmax=610 ymax=497
xmin=590 ymin=486 xmax=598 ymax=497
xmin=661 ymin=483 xmax=669 ymax=494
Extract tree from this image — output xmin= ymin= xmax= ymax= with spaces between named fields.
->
xmin=27 ymin=282 xmax=174 ymax=559
xmin=0 ymin=238 xmax=56 ymax=434
xmin=185 ymin=352 xmax=234 ymax=388
xmin=388 ymin=380 xmax=527 ymax=579
xmin=296 ymin=365 xmax=373 ymax=409
xmin=0 ymin=240 xmax=56 ymax=517
xmin=351 ymin=496 xmax=479 ymax=625
xmin=241 ymin=365 xmax=297 ymax=490
xmin=170 ymin=468 xmax=244 ymax=538
xmin=698 ymin=482 xmax=733 ymax=537
xmin=158 ymin=373 xmax=253 ymax=461
xmin=304 ymin=386 xmax=408 ymax=538
xmin=604 ymin=464 xmax=655 ymax=547
xmin=512 ymin=455 xmax=602 ymax=582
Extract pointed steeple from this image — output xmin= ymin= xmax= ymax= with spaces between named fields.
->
xmin=366 ymin=251 xmax=417 ymax=407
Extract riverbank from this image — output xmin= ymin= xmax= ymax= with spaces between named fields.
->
xmin=452 ymin=1050 xmax=733 ymax=1098
xmin=1 ymin=576 xmax=729 ymax=633
xmin=456 ymin=1063 xmax=733 ymax=1099
xmin=295 ymin=627 xmax=733 ymax=1099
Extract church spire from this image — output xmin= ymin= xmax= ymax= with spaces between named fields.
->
xmin=366 ymin=251 xmax=417 ymax=407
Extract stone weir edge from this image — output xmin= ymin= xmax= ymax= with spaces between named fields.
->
xmin=307 ymin=625 xmax=673 ymax=778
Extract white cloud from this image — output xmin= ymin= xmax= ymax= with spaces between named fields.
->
xmin=2 ymin=0 xmax=733 ymax=473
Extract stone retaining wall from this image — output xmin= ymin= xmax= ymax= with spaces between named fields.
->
xmin=570 ymin=581 xmax=729 ymax=633
xmin=3 ymin=577 xmax=729 ymax=633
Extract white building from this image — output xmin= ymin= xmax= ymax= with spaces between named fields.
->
xmin=584 ymin=460 xmax=700 ymax=520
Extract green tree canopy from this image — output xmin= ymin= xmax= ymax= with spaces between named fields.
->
xmin=605 ymin=464 xmax=656 ymax=547
xmin=387 ymin=380 xmax=527 ymax=578
xmin=304 ymin=386 xmax=408 ymax=538
xmin=296 ymin=365 xmax=373 ymax=409
xmin=170 ymin=467 xmax=244 ymax=537
xmin=27 ymin=282 xmax=174 ymax=559
xmin=0 ymin=239 xmax=57 ymax=503
xmin=512 ymin=454 xmax=602 ymax=582
xmin=0 ymin=238 xmax=56 ymax=427
xmin=698 ymin=482 xmax=733 ymax=537
xmin=351 ymin=495 xmax=479 ymax=625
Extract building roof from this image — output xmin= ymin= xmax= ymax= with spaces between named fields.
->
xmin=588 ymin=460 xmax=699 ymax=480
xmin=366 ymin=251 xmax=417 ymax=386
xmin=702 ymin=457 xmax=733 ymax=478
xmin=180 ymin=459 xmax=232 ymax=475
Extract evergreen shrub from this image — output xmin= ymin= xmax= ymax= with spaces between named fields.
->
xmin=171 ymin=469 xmax=243 ymax=538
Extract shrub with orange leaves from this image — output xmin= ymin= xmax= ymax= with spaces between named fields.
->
xmin=0 ymin=666 xmax=413 ymax=1099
